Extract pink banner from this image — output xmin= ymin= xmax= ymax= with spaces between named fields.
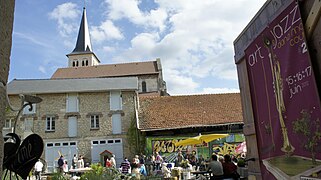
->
xmin=245 ymin=1 xmax=321 ymax=179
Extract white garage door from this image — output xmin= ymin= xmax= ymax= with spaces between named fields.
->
xmin=45 ymin=141 xmax=78 ymax=172
xmin=91 ymin=139 xmax=123 ymax=167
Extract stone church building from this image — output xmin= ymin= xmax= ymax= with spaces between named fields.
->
xmin=5 ymin=7 xmax=166 ymax=172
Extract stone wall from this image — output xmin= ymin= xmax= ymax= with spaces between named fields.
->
xmin=6 ymin=90 xmax=136 ymax=161
xmin=138 ymin=75 xmax=159 ymax=93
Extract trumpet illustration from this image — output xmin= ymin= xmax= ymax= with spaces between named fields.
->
xmin=264 ymin=37 xmax=295 ymax=154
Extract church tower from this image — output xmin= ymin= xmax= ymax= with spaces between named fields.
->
xmin=66 ymin=7 xmax=100 ymax=67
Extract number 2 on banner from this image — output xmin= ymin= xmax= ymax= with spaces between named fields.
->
xmin=301 ymin=42 xmax=307 ymax=53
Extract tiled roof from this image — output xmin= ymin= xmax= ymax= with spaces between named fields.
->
xmin=51 ymin=60 xmax=159 ymax=79
xmin=138 ymin=92 xmax=161 ymax=97
xmin=138 ymin=93 xmax=243 ymax=131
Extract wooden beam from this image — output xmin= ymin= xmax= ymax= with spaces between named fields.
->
xmin=305 ymin=0 xmax=321 ymax=39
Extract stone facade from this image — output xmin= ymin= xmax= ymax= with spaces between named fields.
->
xmin=138 ymin=75 xmax=160 ymax=93
xmin=6 ymin=90 xmax=136 ymax=164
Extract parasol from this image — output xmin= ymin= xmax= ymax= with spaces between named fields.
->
xmin=175 ymin=133 xmax=229 ymax=146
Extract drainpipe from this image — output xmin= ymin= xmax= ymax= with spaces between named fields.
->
xmin=134 ymin=92 xmax=140 ymax=152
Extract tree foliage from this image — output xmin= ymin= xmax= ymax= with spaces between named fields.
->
xmin=127 ymin=116 xmax=146 ymax=156
xmin=292 ymin=110 xmax=321 ymax=164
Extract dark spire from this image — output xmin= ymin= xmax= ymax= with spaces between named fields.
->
xmin=72 ymin=7 xmax=92 ymax=53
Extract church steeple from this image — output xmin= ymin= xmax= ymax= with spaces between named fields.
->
xmin=66 ymin=7 xmax=100 ymax=67
xmin=73 ymin=7 xmax=92 ymax=53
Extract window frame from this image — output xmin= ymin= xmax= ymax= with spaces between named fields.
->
xmin=46 ymin=116 xmax=56 ymax=132
xmin=142 ymin=81 xmax=147 ymax=92
xmin=90 ymin=115 xmax=100 ymax=129
xmin=4 ymin=118 xmax=13 ymax=129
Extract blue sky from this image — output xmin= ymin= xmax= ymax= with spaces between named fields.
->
xmin=10 ymin=0 xmax=266 ymax=95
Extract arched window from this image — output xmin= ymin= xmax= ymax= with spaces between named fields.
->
xmin=76 ymin=61 xmax=79 ymax=67
xmin=82 ymin=61 xmax=85 ymax=66
xmin=142 ymin=81 xmax=147 ymax=92
xmin=72 ymin=61 xmax=75 ymax=67
xmin=86 ymin=60 xmax=88 ymax=66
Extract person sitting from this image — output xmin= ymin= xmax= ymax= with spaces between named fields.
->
xmin=198 ymin=155 xmax=206 ymax=171
xmin=222 ymin=154 xmax=239 ymax=180
xmin=190 ymin=155 xmax=197 ymax=170
xmin=207 ymin=154 xmax=224 ymax=180
xmin=161 ymin=163 xmax=171 ymax=178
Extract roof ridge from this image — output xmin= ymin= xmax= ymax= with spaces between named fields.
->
xmin=139 ymin=93 xmax=240 ymax=99
xmin=55 ymin=60 xmax=157 ymax=70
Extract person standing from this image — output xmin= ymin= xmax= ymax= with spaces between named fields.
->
xmin=145 ymin=155 xmax=154 ymax=176
xmin=155 ymin=152 xmax=163 ymax=170
xmin=72 ymin=154 xmax=77 ymax=169
xmin=110 ymin=154 xmax=116 ymax=168
xmin=58 ymin=155 xmax=64 ymax=173
xmin=139 ymin=154 xmax=147 ymax=176
xmin=106 ymin=158 xmax=112 ymax=167
xmin=207 ymin=154 xmax=224 ymax=180
xmin=120 ymin=157 xmax=131 ymax=174
xmin=131 ymin=156 xmax=141 ymax=179
xmin=63 ymin=161 xmax=69 ymax=174
xmin=34 ymin=159 xmax=43 ymax=180
xmin=176 ymin=150 xmax=184 ymax=167
xmin=78 ymin=155 xmax=84 ymax=168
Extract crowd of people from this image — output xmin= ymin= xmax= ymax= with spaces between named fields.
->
xmin=207 ymin=154 xmax=240 ymax=180
xmin=119 ymin=154 xmax=148 ymax=178
xmin=115 ymin=151 xmax=243 ymax=179
xmin=32 ymin=151 xmax=243 ymax=179
xmin=58 ymin=154 xmax=85 ymax=174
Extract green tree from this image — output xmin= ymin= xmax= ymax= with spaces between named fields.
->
xmin=127 ymin=116 xmax=146 ymax=155
xmin=292 ymin=110 xmax=321 ymax=164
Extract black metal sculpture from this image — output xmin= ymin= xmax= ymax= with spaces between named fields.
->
xmin=3 ymin=94 xmax=44 ymax=180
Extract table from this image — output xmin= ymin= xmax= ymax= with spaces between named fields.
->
xmin=69 ymin=167 xmax=92 ymax=176
xmin=69 ymin=167 xmax=92 ymax=173
xmin=191 ymin=171 xmax=211 ymax=178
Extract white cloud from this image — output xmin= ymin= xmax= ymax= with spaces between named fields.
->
xmin=14 ymin=32 xmax=51 ymax=48
xmin=105 ymin=0 xmax=168 ymax=31
xmin=106 ymin=0 xmax=265 ymax=95
xmin=91 ymin=20 xmax=124 ymax=42
xmin=47 ymin=0 xmax=265 ymax=95
xmin=38 ymin=66 xmax=46 ymax=74
xmin=102 ymin=46 xmax=116 ymax=53
xmin=165 ymin=69 xmax=199 ymax=95
xmin=48 ymin=2 xmax=80 ymax=37
xmin=111 ymin=32 xmax=159 ymax=62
